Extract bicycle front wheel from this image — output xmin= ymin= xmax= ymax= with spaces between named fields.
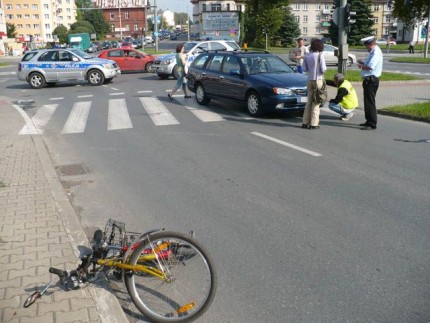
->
xmin=124 ymin=231 xmax=217 ymax=323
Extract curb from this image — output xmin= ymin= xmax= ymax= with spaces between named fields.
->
xmin=378 ymin=109 xmax=430 ymax=124
xmin=32 ymin=135 xmax=129 ymax=323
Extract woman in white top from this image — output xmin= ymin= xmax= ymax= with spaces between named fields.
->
xmin=302 ymin=38 xmax=327 ymax=129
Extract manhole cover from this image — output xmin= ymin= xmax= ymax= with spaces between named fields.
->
xmin=55 ymin=163 xmax=89 ymax=176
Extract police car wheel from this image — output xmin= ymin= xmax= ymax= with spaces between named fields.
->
xmin=88 ymin=70 xmax=105 ymax=86
xmin=29 ymin=72 xmax=46 ymax=89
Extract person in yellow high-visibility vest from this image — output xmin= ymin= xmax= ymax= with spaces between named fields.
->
xmin=326 ymin=73 xmax=358 ymax=121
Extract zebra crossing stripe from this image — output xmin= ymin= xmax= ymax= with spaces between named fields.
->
xmin=108 ymin=98 xmax=132 ymax=130
xmin=139 ymin=97 xmax=179 ymax=126
xmin=61 ymin=101 xmax=91 ymax=134
xmin=184 ymin=104 xmax=224 ymax=122
xmin=28 ymin=104 xmax=58 ymax=134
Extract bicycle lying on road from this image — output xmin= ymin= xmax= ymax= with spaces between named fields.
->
xmin=23 ymin=219 xmax=217 ymax=323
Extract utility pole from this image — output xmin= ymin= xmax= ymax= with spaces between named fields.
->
xmin=338 ymin=0 xmax=347 ymax=74
xmin=424 ymin=4 xmax=429 ymax=58
xmin=154 ymin=0 xmax=158 ymax=52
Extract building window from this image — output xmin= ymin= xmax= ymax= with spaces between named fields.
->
xmin=7 ymin=14 xmax=13 ymax=19
xmin=134 ymin=24 xmax=139 ymax=31
xmin=32 ymin=4 xmax=38 ymax=9
xmin=44 ymin=4 xmax=48 ymax=9
xmin=125 ymin=11 xmax=129 ymax=19
xmin=202 ymin=4 xmax=206 ymax=11
xmin=25 ymin=14 xmax=30 ymax=18
xmin=237 ymin=5 xmax=242 ymax=11
xmin=110 ymin=11 xmax=115 ymax=19
xmin=295 ymin=15 xmax=300 ymax=23
xmin=67 ymin=16 xmax=71 ymax=20
xmin=46 ymin=33 xmax=52 ymax=38
xmin=324 ymin=4 xmax=330 ymax=10
xmin=303 ymin=15 xmax=308 ymax=23
xmin=23 ymin=4 xmax=29 ymax=8
xmin=45 ymin=24 xmax=50 ymax=29
xmin=6 ymin=4 xmax=12 ymax=9
xmin=385 ymin=16 xmax=391 ymax=23
xmin=45 ymin=14 xmax=49 ymax=18
xmin=211 ymin=4 xmax=221 ymax=11
xmin=26 ymin=24 xmax=31 ymax=28
xmin=125 ymin=24 xmax=130 ymax=31
xmin=17 ymin=24 xmax=23 ymax=28
xmin=316 ymin=15 xmax=320 ymax=22
xmin=227 ymin=4 xmax=230 ymax=11
xmin=316 ymin=28 xmax=321 ymax=34
xmin=302 ymin=27 xmax=308 ymax=34
xmin=16 ymin=4 xmax=20 ymax=8
xmin=17 ymin=14 xmax=22 ymax=18
xmin=34 ymin=24 xmax=40 ymax=29
xmin=293 ymin=4 xmax=300 ymax=10
xmin=372 ymin=17 xmax=378 ymax=24
xmin=303 ymin=4 xmax=308 ymax=11
xmin=66 ymin=0 xmax=70 ymax=3
xmin=374 ymin=5 xmax=379 ymax=11
xmin=316 ymin=4 xmax=321 ymax=10
xmin=67 ymin=8 xmax=71 ymax=12
xmin=33 ymin=14 xmax=39 ymax=19
xmin=111 ymin=24 xmax=115 ymax=32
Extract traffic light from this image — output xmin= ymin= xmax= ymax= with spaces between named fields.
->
xmin=344 ymin=4 xmax=357 ymax=28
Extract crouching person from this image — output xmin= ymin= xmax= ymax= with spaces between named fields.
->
xmin=327 ymin=73 xmax=358 ymax=121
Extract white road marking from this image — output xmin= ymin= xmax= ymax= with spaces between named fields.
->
xmin=108 ymin=98 xmax=132 ymax=130
xmin=14 ymin=104 xmax=38 ymax=135
xmin=0 ymin=71 xmax=16 ymax=76
xmin=0 ymin=79 xmax=8 ymax=83
xmin=26 ymin=104 xmax=58 ymax=134
xmin=49 ymin=97 xmax=64 ymax=100
xmin=137 ymin=90 xmax=152 ymax=94
xmin=139 ymin=97 xmax=179 ymax=126
xmin=251 ymin=132 xmax=322 ymax=157
xmin=109 ymin=92 xmax=125 ymax=96
xmin=78 ymin=95 xmax=93 ymax=98
xmin=184 ymin=105 xmax=224 ymax=122
xmin=61 ymin=101 xmax=91 ymax=134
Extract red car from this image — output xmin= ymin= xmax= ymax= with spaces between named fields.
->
xmin=98 ymin=48 xmax=155 ymax=73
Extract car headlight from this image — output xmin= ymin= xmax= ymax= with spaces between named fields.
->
xmin=103 ymin=63 xmax=115 ymax=69
xmin=273 ymin=87 xmax=293 ymax=95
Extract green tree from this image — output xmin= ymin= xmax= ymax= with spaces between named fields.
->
xmin=6 ymin=23 xmax=17 ymax=38
xmin=277 ymin=7 xmax=301 ymax=46
xmin=53 ymin=25 xmax=68 ymax=43
xmin=68 ymin=20 xmax=96 ymax=38
xmin=392 ymin=0 xmax=429 ymax=27
xmin=329 ymin=0 xmax=374 ymax=46
xmin=244 ymin=0 xmax=290 ymax=48
xmin=74 ymin=0 xmax=109 ymax=39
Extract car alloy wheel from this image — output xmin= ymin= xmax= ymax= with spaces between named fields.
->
xmin=196 ymin=84 xmax=210 ymax=105
xmin=88 ymin=69 xmax=105 ymax=86
xmin=247 ymin=91 xmax=263 ymax=116
xmin=29 ymin=72 xmax=46 ymax=89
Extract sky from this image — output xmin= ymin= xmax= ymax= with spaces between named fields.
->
xmin=152 ymin=0 xmax=190 ymax=13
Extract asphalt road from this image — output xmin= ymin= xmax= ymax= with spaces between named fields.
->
xmin=2 ymin=65 xmax=430 ymax=322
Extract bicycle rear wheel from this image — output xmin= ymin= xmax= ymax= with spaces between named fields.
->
xmin=124 ymin=231 xmax=216 ymax=323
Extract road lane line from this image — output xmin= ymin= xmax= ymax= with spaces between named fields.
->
xmin=109 ymin=92 xmax=125 ymax=96
xmin=184 ymin=105 xmax=224 ymax=122
xmin=139 ymin=97 xmax=179 ymax=126
xmin=78 ymin=95 xmax=93 ymax=98
xmin=251 ymin=132 xmax=322 ymax=157
xmin=61 ymin=101 xmax=91 ymax=134
xmin=137 ymin=90 xmax=152 ymax=94
xmin=108 ymin=98 xmax=132 ymax=130
xmin=49 ymin=97 xmax=64 ymax=100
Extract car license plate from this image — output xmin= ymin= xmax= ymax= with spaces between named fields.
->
xmin=298 ymin=96 xmax=307 ymax=103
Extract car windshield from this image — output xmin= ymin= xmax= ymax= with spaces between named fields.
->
xmin=241 ymin=55 xmax=295 ymax=75
xmin=184 ymin=42 xmax=199 ymax=53
xmin=71 ymin=49 xmax=93 ymax=59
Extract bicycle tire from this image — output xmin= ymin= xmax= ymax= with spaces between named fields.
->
xmin=124 ymin=231 xmax=216 ymax=323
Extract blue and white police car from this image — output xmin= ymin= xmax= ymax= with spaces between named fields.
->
xmin=18 ymin=48 xmax=121 ymax=89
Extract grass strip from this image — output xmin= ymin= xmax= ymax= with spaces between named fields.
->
xmin=324 ymin=69 xmax=422 ymax=82
xmin=389 ymin=57 xmax=430 ymax=64
xmin=381 ymin=101 xmax=430 ymax=122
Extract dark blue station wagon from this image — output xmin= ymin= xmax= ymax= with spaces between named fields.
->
xmin=186 ymin=51 xmax=308 ymax=117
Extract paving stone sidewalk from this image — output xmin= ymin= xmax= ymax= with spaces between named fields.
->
xmin=0 ymin=96 xmax=128 ymax=322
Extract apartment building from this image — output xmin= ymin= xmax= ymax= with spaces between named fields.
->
xmin=3 ymin=0 xmax=76 ymax=42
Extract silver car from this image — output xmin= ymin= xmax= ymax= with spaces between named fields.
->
xmin=153 ymin=40 xmax=240 ymax=79
xmin=18 ymin=49 xmax=121 ymax=89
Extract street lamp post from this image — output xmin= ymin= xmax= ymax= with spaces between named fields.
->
xmin=119 ymin=0 xmax=122 ymax=40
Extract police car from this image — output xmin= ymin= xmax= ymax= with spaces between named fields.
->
xmin=18 ymin=48 xmax=121 ymax=89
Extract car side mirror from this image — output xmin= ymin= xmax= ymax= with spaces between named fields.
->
xmin=290 ymin=65 xmax=298 ymax=73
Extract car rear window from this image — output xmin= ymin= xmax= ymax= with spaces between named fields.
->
xmin=21 ymin=51 xmax=38 ymax=62
xmin=225 ymin=41 xmax=240 ymax=50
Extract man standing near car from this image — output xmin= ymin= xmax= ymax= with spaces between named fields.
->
xmin=294 ymin=38 xmax=308 ymax=74
xmin=357 ymin=36 xmax=383 ymax=130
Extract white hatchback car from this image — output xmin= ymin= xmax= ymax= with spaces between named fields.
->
xmin=153 ymin=40 xmax=241 ymax=79
xmin=290 ymin=44 xmax=357 ymax=67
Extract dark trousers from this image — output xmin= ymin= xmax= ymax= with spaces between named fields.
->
xmin=408 ymin=45 xmax=414 ymax=54
xmin=362 ymin=77 xmax=379 ymax=126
